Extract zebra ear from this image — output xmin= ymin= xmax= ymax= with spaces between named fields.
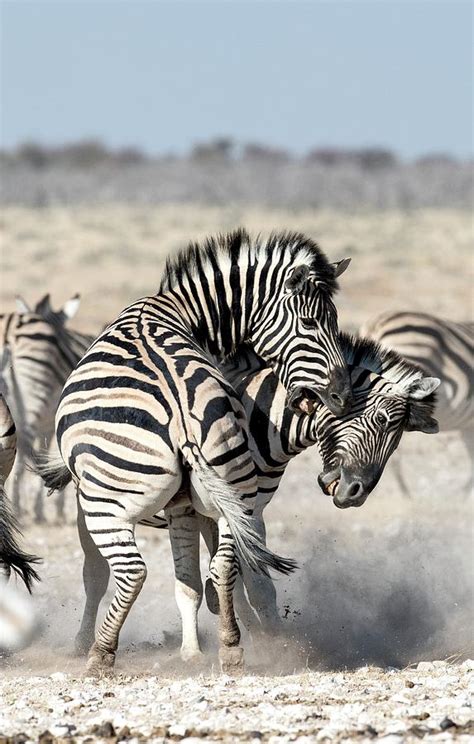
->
xmin=285 ymin=265 xmax=310 ymax=293
xmin=34 ymin=294 xmax=53 ymax=316
xmin=15 ymin=295 xmax=31 ymax=313
xmin=405 ymin=410 xmax=439 ymax=434
xmin=332 ymin=258 xmax=351 ymax=278
xmin=62 ymin=294 xmax=81 ymax=320
xmin=406 ymin=376 xmax=441 ymax=400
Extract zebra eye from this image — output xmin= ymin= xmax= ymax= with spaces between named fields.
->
xmin=375 ymin=411 xmax=389 ymax=429
xmin=301 ymin=317 xmax=318 ymax=330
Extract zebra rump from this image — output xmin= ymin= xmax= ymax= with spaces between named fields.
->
xmin=0 ymin=488 xmax=40 ymax=592
xmin=185 ymin=443 xmax=297 ymax=576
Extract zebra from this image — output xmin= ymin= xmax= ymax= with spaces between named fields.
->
xmin=39 ymin=228 xmax=353 ymax=676
xmin=360 ymin=311 xmax=473 ymax=495
xmin=0 ymin=393 xmax=40 ymax=591
xmin=0 ymin=293 xmax=93 ymax=520
xmin=72 ymin=332 xmax=440 ymax=660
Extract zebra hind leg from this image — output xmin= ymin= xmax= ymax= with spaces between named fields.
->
xmin=81 ymin=505 xmax=147 ymax=677
xmin=166 ymin=500 xmax=204 ymax=663
xmin=209 ymin=516 xmax=244 ymax=673
xmin=74 ymin=503 xmax=110 ymax=656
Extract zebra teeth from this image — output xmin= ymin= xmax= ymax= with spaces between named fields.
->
xmin=327 ymin=479 xmax=340 ymax=497
xmin=298 ymin=397 xmax=316 ymax=415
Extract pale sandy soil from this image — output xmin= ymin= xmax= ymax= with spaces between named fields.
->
xmin=1 ymin=205 xmax=472 ymax=332
xmin=0 ymin=205 xmax=472 ymax=742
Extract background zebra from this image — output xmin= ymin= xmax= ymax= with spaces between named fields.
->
xmin=0 ymin=293 xmax=93 ymax=520
xmin=360 ymin=311 xmax=473 ymax=496
xmin=41 ymin=229 xmax=352 ymax=675
xmin=0 ymin=393 xmax=40 ymax=591
xmin=73 ymin=332 xmax=440 ymax=661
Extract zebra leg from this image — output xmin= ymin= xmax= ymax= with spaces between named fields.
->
xmin=239 ymin=516 xmax=283 ymax=636
xmin=209 ymin=516 xmax=244 ymax=673
xmin=200 ymin=513 xmax=265 ymax=635
xmin=166 ymin=501 xmax=204 ymax=662
xmin=74 ymin=504 xmax=110 ymax=656
xmin=198 ymin=515 xmax=220 ymax=615
xmin=83 ymin=509 xmax=147 ymax=677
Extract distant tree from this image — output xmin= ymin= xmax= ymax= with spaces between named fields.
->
xmin=16 ymin=142 xmax=49 ymax=169
xmin=415 ymin=153 xmax=458 ymax=167
xmin=58 ymin=139 xmax=110 ymax=167
xmin=354 ymin=148 xmax=397 ymax=170
xmin=114 ymin=146 xmax=146 ymax=165
xmin=306 ymin=146 xmax=397 ymax=169
xmin=242 ymin=143 xmax=291 ymax=162
xmin=305 ymin=147 xmax=350 ymax=166
xmin=191 ymin=137 xmax=234 ymax=161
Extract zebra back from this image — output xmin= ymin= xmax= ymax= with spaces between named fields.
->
xmin=360 ymin=311 xmax=473 ymax=431
xmin=0 ymin=297 xmax=94 ymax=443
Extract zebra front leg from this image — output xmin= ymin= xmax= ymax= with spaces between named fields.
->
xmin=209 ymin=516 xmax=244 ymax=673
xmin=74 ymin=504 xmax=110 ymax=656
xmin=82 ymin=509 xmax=147 ymax=677
xmin=166 ymin=501 xmax=204 ymax=662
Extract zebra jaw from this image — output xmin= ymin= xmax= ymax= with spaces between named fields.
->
xmin=327 ymin=479 xmax=340 ymax=497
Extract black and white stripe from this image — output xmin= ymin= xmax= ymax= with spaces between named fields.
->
xmin=74 ymin=333 xmax=439 ymax=657
xmin=360 ymin=311 xmax=473 ymax=493
xmin=0 ymin=294 xmax=93 ymax=518
xmin=42 ymin=229 xmax=352 ymax=674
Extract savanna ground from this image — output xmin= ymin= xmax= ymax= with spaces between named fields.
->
xmin=0 ymin=205 xmax=473 ymax=742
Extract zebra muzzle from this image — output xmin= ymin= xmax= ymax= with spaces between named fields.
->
xmin=287 ymin=387 xmax=319 ymax=415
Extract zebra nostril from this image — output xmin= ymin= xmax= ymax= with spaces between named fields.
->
xmin=348 ymin=482 xmax=362 ymax=499
xmin=330 ymin=392 xmax=343 ymax=406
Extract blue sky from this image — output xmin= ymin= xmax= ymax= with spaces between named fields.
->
xmin=1 ymin=1 xmax=472 ymax=158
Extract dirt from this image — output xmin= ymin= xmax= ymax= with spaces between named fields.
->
xmin=0 ymin=205 xmax=472 ymax=741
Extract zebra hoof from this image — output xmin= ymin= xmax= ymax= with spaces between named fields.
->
xmin=205 ymin=578 xmax=220 ymax=615
xmin=180 ymin=647 xmax=205 ymax=663
xmin=219 ymin=645 xmax=244 ymax=674
xmin=85 ymin=643 xmax=115 ymax=677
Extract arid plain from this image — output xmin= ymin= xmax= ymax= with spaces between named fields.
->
xmin=0 ymin=205 xmax=473 ymax=742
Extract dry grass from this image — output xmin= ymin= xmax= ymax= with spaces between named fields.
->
xmin=1 ymin=205 xmax=472 ymax=334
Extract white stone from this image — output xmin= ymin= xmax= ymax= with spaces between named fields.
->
xmin=49 ymin=671 xmax=67 ymax=681
xmin=417 ymin=661 xmax=436 ymax=671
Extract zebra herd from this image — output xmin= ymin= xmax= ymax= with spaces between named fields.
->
xmin=0 ymin=229 xmax=472 ymax=674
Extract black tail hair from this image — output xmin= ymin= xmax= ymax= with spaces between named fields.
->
xmin=0 ymin=487 xmax=41 ymax=592
xmin=34 ymin=452 xmax=72 ymax=495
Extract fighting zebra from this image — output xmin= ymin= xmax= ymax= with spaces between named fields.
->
xmin=72 ymin=333 xmax=440 ymax=660
xmin=360 ymin=311 xmax=473 ymax=495
xmin=40 ymin=229 xmax=352 ymax=675
xmin=0 ymin=393 xmax=40 ymax=591
xmin=0 ymin=293 xmax=94 ymax=520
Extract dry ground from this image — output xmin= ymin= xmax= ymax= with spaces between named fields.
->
xmin=0 ymin=205 xmax=472 ymax=742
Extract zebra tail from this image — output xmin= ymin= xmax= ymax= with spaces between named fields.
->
xmin=0 ymin=485 xmax=41 ymax=592
xmin=34 ymin=452 xmax=72 ymax=495
xmin=184 ymin=444 xmax=297 ymax=577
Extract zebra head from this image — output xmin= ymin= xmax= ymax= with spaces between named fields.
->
xmin=316 ymin=334 xmax=440 ymax=508
xmin=251 ymin=254 xmax=353 ymax=417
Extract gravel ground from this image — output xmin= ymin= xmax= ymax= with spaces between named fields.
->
xmin=1 ymin=662 xmax=473 ymax=743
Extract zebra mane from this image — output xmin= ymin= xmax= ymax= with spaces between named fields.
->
xmin=340 ymin=332 xmax=437 ymax=417
xmin=160 ymin=229 xmax=340 ymax=294
xmin=340 ymin=332 xmax=425 ymax=386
